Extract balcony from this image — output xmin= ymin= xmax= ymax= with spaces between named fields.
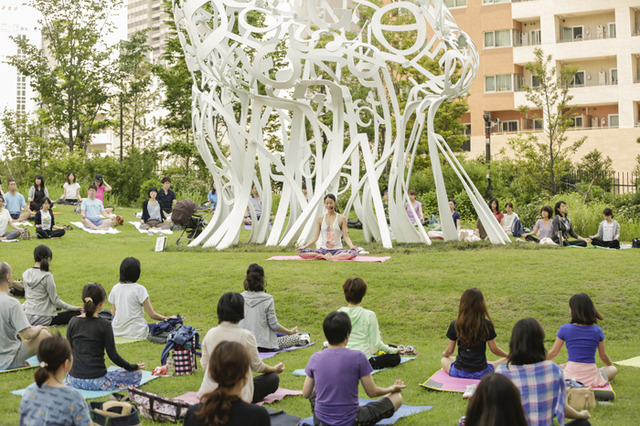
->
xmin=556 ymin=11 xmax=616 ymax=44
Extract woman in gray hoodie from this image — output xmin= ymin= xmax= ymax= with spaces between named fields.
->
xmin=239 ymin=264 xmax=299 ymax=351
xmin=22 ymin=245 xmax=81 ymax=326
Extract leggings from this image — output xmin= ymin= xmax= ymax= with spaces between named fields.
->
xmin=252 ymin=372 xmax=279 ymax=403
xmin=591 ymin=238 xmax=620 ymax=249
xmin=36 ymin=228 xmax=66 ymax=239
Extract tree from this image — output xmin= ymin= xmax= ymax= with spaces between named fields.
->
xmin=153 ymin=0 xmax=205 ymax=174
xmin=113 ymin=30 xmax=156 ymax=149
xmin=0 ymin=108 xmax=62 ymax=179
xmin=576 ymin=149 xmax=614 ymax=192
xmin=6 ymin=0 xmax=121 ymax=153
xmin=507 ymin=48 xmax=585 ymax=195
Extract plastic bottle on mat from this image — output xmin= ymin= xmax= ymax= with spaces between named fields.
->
xmin=167 ymin=352 xmax=174 ymax=376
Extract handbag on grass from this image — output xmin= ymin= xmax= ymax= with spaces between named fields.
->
xmin=127 ymin=387 xmax=192 ymax=423
xmin=89 ymin=401 xmax=141 ymax=426
xmin=566 ymin=387 xmax=596 ymax=411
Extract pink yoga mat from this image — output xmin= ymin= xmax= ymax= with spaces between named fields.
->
xmin=421 ymin=369 xmax=615 ymax=398
xmin=420 ymin=369 xmax=478 ymax=393
xmin=267 ymin=255 xmax=391 ymax=262
xmin=175 ymin=388 xmax=302 ymax=406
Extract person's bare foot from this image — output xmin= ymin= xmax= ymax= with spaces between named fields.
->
xmin=19 ymin=361 xmax=30 ymax=368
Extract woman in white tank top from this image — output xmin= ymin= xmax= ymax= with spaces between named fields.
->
xmin=296 ymin=194 xmax=358 ymax=260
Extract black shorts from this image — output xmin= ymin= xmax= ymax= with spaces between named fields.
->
xmin=314 ymin=397 xmax=395 ymax=426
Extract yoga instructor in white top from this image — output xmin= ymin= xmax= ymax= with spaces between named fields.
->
xmin=296 ymin=194 xmax=358 ymax=260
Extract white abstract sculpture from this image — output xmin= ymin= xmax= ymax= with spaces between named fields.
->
xmin=172 ymin=0 xmax=509 ymax=249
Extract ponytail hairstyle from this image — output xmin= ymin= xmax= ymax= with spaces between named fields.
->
xmin=34 ymin=333 xmax=71 ymax=388
xmin=455 ymin=288 xmax=493 ymax=347
xmin=243 ymin=263 xmax=265 ymax=292
xmin=33 ymin=245 xmax=53 ymax=272
xmin=197 ymin=341 xmax=251 ymax=426
xmin=82 ymin=282 xmax=106 ymax=317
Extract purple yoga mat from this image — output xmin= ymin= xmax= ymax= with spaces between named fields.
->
xmin=259 ymin=342 xmax=315 ymax=360
xmin=267 ymin=255 xmax=391 ymax=262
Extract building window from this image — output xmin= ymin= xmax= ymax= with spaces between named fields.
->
xmin=483 ymin=0 xmax=510 ymax=4
xmin=531 ymin=75 xmax=540 ymax=87
xmin=562 ymin=26 xmax=583 ymax=42
xmin=610 ymin=68 xmax=618 ymax=85
xmin=569 ymin=71 xmax=586 ymax=88
xmin=485 ymin=76 xmax=496 ymax=92
xmin=444 ymin=0 xmax=467 ymax=7
xmin=608 ymin=22 xmax=616 ymax=38
xmin=534 ymin=119 xmax=543 ymax=130
xmin=484 ymin=30 xmax=520 ymax=48
xmin=571 ymin=116 xmax=583 ymax=127
xmin=485 ymin=74 xmax=522 ymax=92
xmin=609 ymin=114 xmax=619 ymax=128
xmin=496 ymin=74 xmax=513 ymax=91
xmin=500 ymin=121 xmax=518 ymax=132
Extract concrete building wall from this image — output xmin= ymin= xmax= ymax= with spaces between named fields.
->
xmin=449 ymin=0 xmax=640 ymax=174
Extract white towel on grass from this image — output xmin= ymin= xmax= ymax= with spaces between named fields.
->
xmin=14 ymin=221 xmax=33 ymax=227
xmin=129 ymin=221 xmax=173 ymax=235
xmin=70 ymin=222 xmax=121 ymax=234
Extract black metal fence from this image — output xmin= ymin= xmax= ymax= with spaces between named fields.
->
xmin=561 ymin=171 xmax=638 ymax=194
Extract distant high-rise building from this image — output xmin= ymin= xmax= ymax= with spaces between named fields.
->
xmin=0 ymin=0 xmax=40 ymax=114
xmin=127 ymin=0 xmax=170 ymax=63
xmin=447 ymin=0 xmax=640 ymax=174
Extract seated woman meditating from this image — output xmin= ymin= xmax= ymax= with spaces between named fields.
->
xmin=57 ymin=171 xmax=81 ymax=205
xmin=338 ymin=277 xmax=411 ymax=369
xmin=589 ymin=207 xmax=620 ymax=249
xmin=66 ymin=283 xmax=144 ymax=391
xmin=140 ymin=187 xmax=173 ymax=230
xmin=522 ymin=206 xmax=553 ymax=243
xmin=551 ymin=201 xmax=590 ymax=247
xmin=19 ymin=334 xmax=92 ymax=426
xmin=198 ymin=292 xmax=285 ymax=404
xmin=109 ymin=257 xmax=175 ymax=340
xmin=546 ymin=293 xmax=617 ymax=388
xmin=296 ymin=194 xmax=358 ymax=260
xmin=28 ymin=175 xmax=49 ymax=210
xmin=35 ymin=198 xmax=66 ymax=239
xmin=239 ymin=264 xmax=300 ymax=351
xmin=23 ymin=245 xmax=81 ymax=326
xmin=459 ymin=373 xmax=527 ymax=426
xmin=497 ymin=318 xmax=591 ymax=426
xmin=441 ymin=288 xmax=508 ymax=379
xmin=433 ymin=199 xmax=461 ymax=232
xmin=184 ymin=341 xmax=270 ymax=426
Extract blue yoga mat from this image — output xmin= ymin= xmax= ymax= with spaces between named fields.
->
xmin=11 ymin=366 xmax=158 ymax=399
xmin=293 ymin=356 xmax=416 ymax=376
xmin=0 ymin=356 xmax=39 ymax=374
xmin=299 ymin=399 xmax=432 ymax=425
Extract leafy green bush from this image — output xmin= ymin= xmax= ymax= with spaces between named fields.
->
xmin=138 ymin=178 xmax=163 ymax=204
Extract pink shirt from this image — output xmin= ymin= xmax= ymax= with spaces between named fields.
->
xmin=96 ymin=186 xmax=106 ymax=202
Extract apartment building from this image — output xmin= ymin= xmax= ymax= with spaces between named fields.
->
xmin=446 ymin=0 xmax=640 ymax=174
xmin=0 ymin=1 xmax=40 ymax=115
xmin=128 ymin=0 xmax=171 ymax=63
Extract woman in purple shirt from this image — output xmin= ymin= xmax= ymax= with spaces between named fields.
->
xmin=547 ymin=293 xmax=617 ymax=388
xmin=522 ymin=206 xmax=553 ymax=243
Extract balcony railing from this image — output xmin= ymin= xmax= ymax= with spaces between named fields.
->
xmin=558 ymin=32 xmax=616 ymax=43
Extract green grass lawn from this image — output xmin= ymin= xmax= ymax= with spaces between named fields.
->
xmin=1 ymin=205 xmax=639 ymax=425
